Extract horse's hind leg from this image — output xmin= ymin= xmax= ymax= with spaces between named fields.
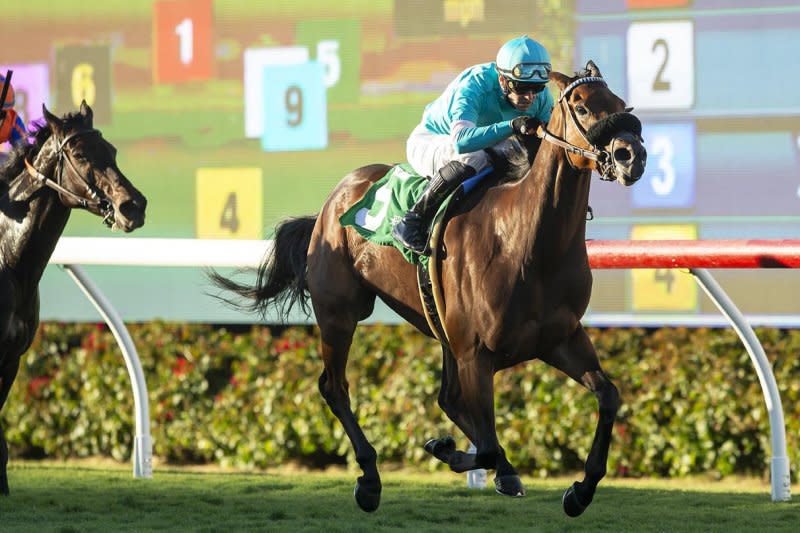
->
xmin=429 ymin=346 xmax=524 ymax=496
xmin=540 ymin=325 xmax=620 ymax=517
xmin=310 ymin=267 xmax=379 ymax=512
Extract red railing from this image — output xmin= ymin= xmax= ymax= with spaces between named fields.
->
xmin=587 ymin=239 xmax=800 ymax=269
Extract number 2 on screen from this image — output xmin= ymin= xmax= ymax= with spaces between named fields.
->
xmin=651 ymin=39 xmax=670 ymax=92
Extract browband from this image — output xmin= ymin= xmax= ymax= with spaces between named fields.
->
xmin=558 ymin=76 xmax=606 ymax=102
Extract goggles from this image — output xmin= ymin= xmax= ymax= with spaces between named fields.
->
xmin=506 ymin=79 xmax=548 ymax=95
xmin=498 ymin=62 xmax=551 ymax=82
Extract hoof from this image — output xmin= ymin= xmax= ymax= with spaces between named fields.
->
xmin=423 ymin=436 xmax=456 ymax=462
xmin=354 ymin=476 xmax=381 ymax=512
xmin=494 ymin=474 xmax=525 ymax=497
xmin=562 ymin=482 xmax=591 ymax=517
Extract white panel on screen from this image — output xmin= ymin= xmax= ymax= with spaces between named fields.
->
xmin=627 ymin=21 xmax=694 ymax=110
xmin=243 ymin=46 xmax=308 ymax=138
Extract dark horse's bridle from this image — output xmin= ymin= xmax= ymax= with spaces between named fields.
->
xmin=23 ymin=128 xmax=115 ymax=226
xmin=535 ymin=76 xmax=642 ymax=181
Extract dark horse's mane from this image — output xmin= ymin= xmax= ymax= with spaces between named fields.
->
xmin=0 ymin=121 xmax=49 ymax=191
xmin=0 ymin=111 xmax=88 ymax=194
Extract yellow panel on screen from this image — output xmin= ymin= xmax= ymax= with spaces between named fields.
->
xmin=630 ymin=224 xmax=698 ymax=312
xmin=195 ymin=168 xmax=263 ymax=239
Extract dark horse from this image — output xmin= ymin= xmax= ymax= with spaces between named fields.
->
xmin=213 ymin=62 xmax=646 ymax=516
xmin=0 ymin=102 xmax=147 ymax=494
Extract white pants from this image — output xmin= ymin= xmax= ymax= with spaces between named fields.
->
xmin=405 ymin=123 xmax=493 ymax=178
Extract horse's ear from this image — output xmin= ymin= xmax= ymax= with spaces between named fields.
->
xmin=585 ymin=60 xmax=602 ymax=78
xmin=42 ymin=104 xmax=61 ymax=128
xmin=549 ymin=71 xmax=571 ymax=92
xmin=79 ymin=100 xmax=93 ymax=124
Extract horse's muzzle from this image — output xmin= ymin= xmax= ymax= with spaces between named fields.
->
xmin=609 ymin=132 xmax=647 ymax=186
xmin=114 ymin=194 xmax=147 ymax=232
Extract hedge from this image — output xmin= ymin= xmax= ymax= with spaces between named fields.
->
xmin=2 ymin=322 xmax=798 ymax=480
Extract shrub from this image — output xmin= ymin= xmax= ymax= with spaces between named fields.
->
xmin=2 ymin=322 xmax=798 ymax=481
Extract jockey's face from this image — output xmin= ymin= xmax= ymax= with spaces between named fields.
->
xmin=499 ymin=75 xmax=546 ymax=112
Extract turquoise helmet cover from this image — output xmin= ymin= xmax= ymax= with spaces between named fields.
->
xmin=496 ymin=35 xmax=551 ymax=83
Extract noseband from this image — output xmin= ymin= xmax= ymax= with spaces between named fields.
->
xmin=535 ymin=76 xmax=641 ymax=181
xmin=23 ymin=128 xmax=115 ymax=226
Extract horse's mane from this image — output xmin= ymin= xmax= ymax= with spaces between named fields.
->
xmin=487 ymin=135 xmax=539 ymax=184
xmin=0 ymin=111 xmax=88 ymax=194
xmin=0 ymin=121 xmax=50 ymax=194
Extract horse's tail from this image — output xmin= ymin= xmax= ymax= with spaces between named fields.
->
xmin=208 ymin=215 xmax=316 ymax=321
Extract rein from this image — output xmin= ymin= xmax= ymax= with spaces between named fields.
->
xmin=22 ymin=128 xmax=114 ymax=225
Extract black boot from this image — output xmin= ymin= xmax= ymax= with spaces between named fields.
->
xmin=392 ymin=161 xmax=476 ymax=254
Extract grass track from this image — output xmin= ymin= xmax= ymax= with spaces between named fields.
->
xmin=1 ymin=463 xmax=798 ymax=532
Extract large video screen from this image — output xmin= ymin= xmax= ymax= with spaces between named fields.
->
xmin=2 ymin=0 xmax=798 ymax=324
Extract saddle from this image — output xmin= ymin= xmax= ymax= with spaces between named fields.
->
xmin=339 ymin=163 xmax=494 ymax=346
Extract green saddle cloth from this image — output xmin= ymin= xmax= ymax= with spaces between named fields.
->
xmin=339 ymin=163 xmax=452 ymax=265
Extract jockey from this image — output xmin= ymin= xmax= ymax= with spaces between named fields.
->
xmin=392 ymin=35 xmax=554 ymax=254
xmin=0 ymin=73 xmax=28 ymax=146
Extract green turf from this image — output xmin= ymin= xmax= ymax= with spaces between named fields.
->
xmin=1 ymin=464 xmax=797 ymax=532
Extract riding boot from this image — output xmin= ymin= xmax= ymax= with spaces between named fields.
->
xmin=392 ymin=161 xmax=477 ymax=254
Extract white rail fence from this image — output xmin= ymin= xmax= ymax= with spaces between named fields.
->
xmin=48 ymin=237 xmax=791 ymax=501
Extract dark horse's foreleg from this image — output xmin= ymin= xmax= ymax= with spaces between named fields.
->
xmin=0 ymin=375 xmax=7 ymax=495
xmin=541 ymin=326 xmax=620 ymax=517
xmin=428 ymin=346 xmax=524 ymax=496
xmin=0 ymin=355 xmax=22 ymax=495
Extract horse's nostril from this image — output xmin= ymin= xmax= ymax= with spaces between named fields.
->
xmin=133 ymin=194 xmax=147 ymax=210
xmin=119 ymin=199 xmax=146 ymax=222
xmin=613 ymin=148 xmax=632 ymax=162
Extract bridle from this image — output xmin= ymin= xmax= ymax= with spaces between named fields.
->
xmin=23 ymin=128 xmax=115 ymax=226
xmin=535 ymin=76 xmax=621 ymax=180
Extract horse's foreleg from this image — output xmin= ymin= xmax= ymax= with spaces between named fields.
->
xmin=0 ymin=359 xmax=21 ymax=496
xmin=316 ymin=315 xmax=381 ymax=512
xmin=561 ymin=368 xmax=618 ymax=517
xmin=432 ymin=348 xmax=501 ymax=475
xmin=430 ymin=346 xmax=524 ymax=496
xmin=541 ymin=326 xmax=619 ymax=517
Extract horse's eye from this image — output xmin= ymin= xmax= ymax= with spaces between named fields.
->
xmin=575 ymin=106 xmax=588 ymax=116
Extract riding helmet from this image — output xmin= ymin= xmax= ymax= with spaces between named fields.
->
xmin=496 ymin=35 xmax=551 ymax=83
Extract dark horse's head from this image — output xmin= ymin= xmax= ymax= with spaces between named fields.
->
xmin=549 ymin=61 xmax=646 ymax=186
xmin=2 ymin=101 xmax=146 ymax=231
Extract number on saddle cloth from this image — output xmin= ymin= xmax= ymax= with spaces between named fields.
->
xmin=339 ymin=163 xmax=495 ymax=264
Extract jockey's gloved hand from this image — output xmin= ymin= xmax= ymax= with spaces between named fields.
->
xmin=511 ymin=116 xmax=540 ymax=136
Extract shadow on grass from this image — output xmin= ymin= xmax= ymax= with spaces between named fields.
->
xmin=1 ymin=467 xmax=797 ymax=533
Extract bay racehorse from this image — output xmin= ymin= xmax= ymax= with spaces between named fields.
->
xmin=212 ymin=62 xmax=646 ymax=516
xmin=0 ymin=102 xmax=147 ymax=494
